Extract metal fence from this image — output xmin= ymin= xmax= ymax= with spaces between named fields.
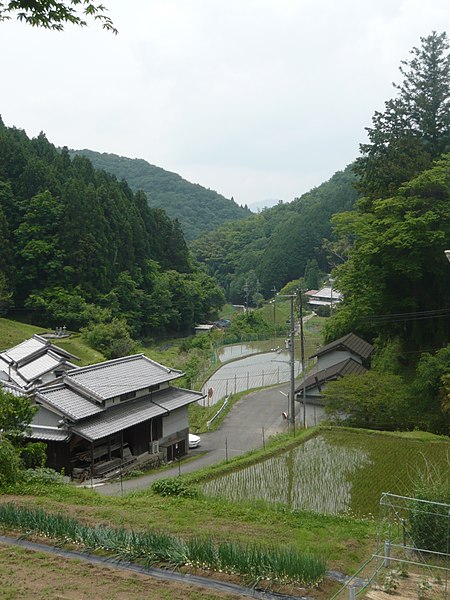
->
xmin=331 ymin=493 xmax=449 ymax=599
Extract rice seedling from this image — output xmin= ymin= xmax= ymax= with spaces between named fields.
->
xmin=202 ymin=430 xmax=449 ymax=517
xmin=0 ymin=504 xmax=326 ymax=585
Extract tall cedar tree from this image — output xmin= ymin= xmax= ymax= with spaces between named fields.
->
xmin=354 ymin=32 xmax=450 ymax=203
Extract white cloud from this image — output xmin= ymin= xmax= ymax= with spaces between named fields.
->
xmin=0 ymin=0 xmax=448 ymax=204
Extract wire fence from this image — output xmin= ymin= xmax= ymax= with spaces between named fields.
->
xmin=331 ymin=493 xmax=449 ymax=600
xmin=194 ymin=357 xmax=302 ymax=406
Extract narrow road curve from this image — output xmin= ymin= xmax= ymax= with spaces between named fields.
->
xmin=97 ymin=382 xmax=294 ymax=496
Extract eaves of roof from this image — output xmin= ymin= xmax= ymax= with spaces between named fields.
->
xmin=295 ymin=358 xmax=367 ymax=394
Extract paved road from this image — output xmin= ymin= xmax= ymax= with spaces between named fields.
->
xmin=96 ymin=382 xmax=295 ymax=496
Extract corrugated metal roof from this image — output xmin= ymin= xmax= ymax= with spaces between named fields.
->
xmin=310 ymin=287 xmax=343 ymax=300
xmin=65 ymin=354 xmax=183 ymax=400
xmin=295 ymin=358 xmax=367 ymax=393
xmin=29 ymin=425 xmax=70 ymax=442
xmin=71 ymin=387 xmax=201 ymax=442
xmin=310 ymin=332 xmax=374 ymax=360
xmin=36 ymin=384 xmax=105 ymax=420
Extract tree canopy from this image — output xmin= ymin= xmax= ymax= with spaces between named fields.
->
xmin=354 ymin=32 xmax=450 ymax=201
xmin=191 ymin=166 xmax=359 ymax=302
xmin=0 ymin=0 xmax=117 ymax=32
xmin=70 ymin=150 xmax=251 ymax=241
xmin=326 ymin=154 xmax=450 ymax=350
xmin=0 ymin=120 xmax=225 ymax=337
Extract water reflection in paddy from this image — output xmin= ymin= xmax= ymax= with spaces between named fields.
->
xmin=202 ymin=349 xmax=301 ymax=405
xmin=202 ymin=435 xmax=371 ymax=516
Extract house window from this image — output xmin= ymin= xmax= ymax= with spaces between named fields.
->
xmin=149 ymin=384 xmax=160 ymax=393
xmin=120 ymin=390 xmax=136 ymax=402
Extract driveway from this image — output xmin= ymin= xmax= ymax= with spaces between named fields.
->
xmin=96 ymin=382 xmax=294 ymax=496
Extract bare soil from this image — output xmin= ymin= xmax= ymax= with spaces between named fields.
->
xmin=0 ymin=542 xmax=244 ymax=600
xmin=0 ymin=539 xmax=339 ymax=600
xmin=365 ymin=572 xmax=447 ymax=600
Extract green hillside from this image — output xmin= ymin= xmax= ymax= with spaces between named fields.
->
xmin=0 ymin=121 xmax=225 ymax=338
xmin=191 ymin=165 xmax=359 ymax=301
xmin=70 ymin=149 xmax=252 ymax=241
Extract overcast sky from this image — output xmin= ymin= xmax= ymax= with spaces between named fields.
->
xmin=1 ymin=1 xmax=449 ymax=207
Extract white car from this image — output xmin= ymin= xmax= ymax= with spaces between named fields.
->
xmin=188 ymin=433 xmax=201 ymax=449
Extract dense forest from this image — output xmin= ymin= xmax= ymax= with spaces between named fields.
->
xmin=327 ymin=32 xmax=450 ymax=350
xmin=191 ymin=166 xmax=359 ymax=302
xmin=70 ymin=149 xmax=252 ymax=241
xmin=0 ymin=118 xmax=225 ymax=343
xmin=321 ymin=32 xmax=450 ymax=434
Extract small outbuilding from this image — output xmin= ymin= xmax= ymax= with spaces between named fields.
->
xmin=295 ymin=332 xmax=374 ymax=406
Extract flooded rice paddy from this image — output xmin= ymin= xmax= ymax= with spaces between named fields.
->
xmin=202 ymin=340 xmax=302 ymax=405
xmin=202 ymin=430 xmax=450 ymax=517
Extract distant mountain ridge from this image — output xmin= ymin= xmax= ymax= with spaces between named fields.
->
xmin=70 ymin=149 xmax=251 ymax=241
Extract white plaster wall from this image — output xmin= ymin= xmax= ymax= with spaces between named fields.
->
xmin=317 ymin=350 xmax=359 ymax=370
xmin=32 ymin=406 xmax=60 ymax=426
xmin=163 ymin=406 xmax=188 ymax=437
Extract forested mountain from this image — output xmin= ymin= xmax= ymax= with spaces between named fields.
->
xmin=191 ymin=166 xmax=359 ymax=302
xmin=70 ymin=149 xmax=252 ymax=241
xmin=0 ymin=119 xmax=225 ymax=337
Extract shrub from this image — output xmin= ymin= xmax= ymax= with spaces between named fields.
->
xmin=408 ymin=465 xmax=450 ymax=554
xmin=151 ymin=478 xmax=197 ymax=498
xmin=0 ymin=436 xmax=23 ymax=487
xmin=20 ymin=441 xmax=47 ymax=469
xmin=22 ymin=467 xmax=66 ymax=485
xmin=82 ymin=318 xmax=136 ymax=359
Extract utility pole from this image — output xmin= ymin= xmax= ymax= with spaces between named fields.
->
xmin=271 ymin=286 xmax=277 ymax=324
xmin=243 ymin=280 xmax=250 ymax=312
xmin=289 ymin=295 xmax=295 ymax=430
xmin=276 ymin=293 xmax=296 ymax=430
xmin=298 ymin=289 xmax=307 ymax=428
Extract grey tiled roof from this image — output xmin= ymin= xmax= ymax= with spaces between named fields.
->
xmin=0 ymin=334 xmax=79 ymax=366
xmin=0 ymin=335 xmax=47 ymax=364
xmin=65 ymin=354 xmax=183 ymax=400
xmin=36 ymin=384 xmax=105 ymax=420
xmin=29 ymin=425 xmax=70 ymax=442
xmin=295 ymin=358 xmax=367 ymax=394
xmin=0 ymin=380 xmax=27 ymax=397
xmin=19 ymin=351 xmax=75 ymax=383
xmin=309 ymin=332 xmax=374 ymax=361
xmin=71 ymin=387 xmax=201 ymax=442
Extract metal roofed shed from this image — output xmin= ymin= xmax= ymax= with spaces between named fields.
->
xmin=295 ymin=357 xmax=368 ymax=397
xmin=309 ymin=332 xmax=374 ymax=361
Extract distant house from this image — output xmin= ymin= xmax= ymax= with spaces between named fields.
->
xmin=194 ymin=324 xmax=215 ymax=335
xmin=306 ymin=286 xmax=343 ymax=309
xmin=0 ymin=338 xmax=204 ymax=478
xmin=295 ymin=332 xmax=374 ymax=406
xmin=0 ymin=334 xmax=79 ymax=390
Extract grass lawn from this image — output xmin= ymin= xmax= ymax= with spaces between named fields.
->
xmin=0 ymin=317 xmax=43 ymax=350
xmin=0 ymin=318 xmax=104 ymax=366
